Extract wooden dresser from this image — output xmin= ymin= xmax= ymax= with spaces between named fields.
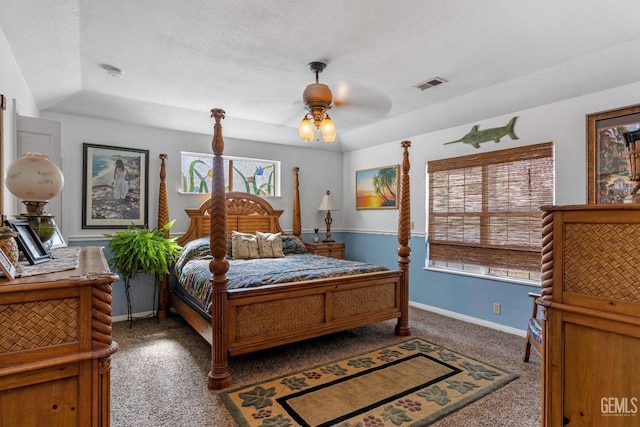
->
xmin=540 ymin=204 xmax=640 ymax=426
xmin=0 ymin=246 xmax=119 ymax=427
xmin=304 ymin=241 xmax=345 ymax=259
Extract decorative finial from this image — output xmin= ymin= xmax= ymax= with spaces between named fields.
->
xmin=211 ymin=108 xmax=226 ymax=156
xmin=210 ymin=108 xmax=226 ymax=124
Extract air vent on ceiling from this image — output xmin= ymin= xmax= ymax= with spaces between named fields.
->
xmin=414 ymin=77 xmax=447 ymax=91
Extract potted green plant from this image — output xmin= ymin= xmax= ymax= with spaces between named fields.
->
xmin=105 ymin=221 xmax=182 ymax=322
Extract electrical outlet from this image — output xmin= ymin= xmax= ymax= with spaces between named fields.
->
xmin=493 ymin=303 xmax=501 ymax=315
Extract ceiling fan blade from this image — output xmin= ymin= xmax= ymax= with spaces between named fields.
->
xmin=330 ymin=81 xmax=391 ymax=127
xmin=274 ymin=100 xmax=305 ymax=127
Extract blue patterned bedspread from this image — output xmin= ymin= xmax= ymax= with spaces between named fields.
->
xmin=174 ymin=253 xmax=389 ymax=313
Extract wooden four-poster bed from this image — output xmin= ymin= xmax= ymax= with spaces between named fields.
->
xmin=157 ymin=108 xmax=412 ymax=389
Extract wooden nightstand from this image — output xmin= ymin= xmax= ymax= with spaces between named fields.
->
xmin=304 ymin=241 xmax=345 ymax=259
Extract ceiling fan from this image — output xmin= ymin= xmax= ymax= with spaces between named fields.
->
xmin=295 ymin=61 xmax=392 ymax=142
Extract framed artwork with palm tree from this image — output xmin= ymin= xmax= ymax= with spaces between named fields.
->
xmin=355 ymin=164 xmax=399 ymax=209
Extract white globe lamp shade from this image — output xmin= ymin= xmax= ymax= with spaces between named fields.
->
xmin=5 ymin=152 xmax=64 ymax=202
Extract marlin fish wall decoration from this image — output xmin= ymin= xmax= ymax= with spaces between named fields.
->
xmin=444 ymin=116 xmax=519 ymax=149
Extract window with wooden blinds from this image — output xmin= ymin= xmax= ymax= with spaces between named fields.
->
xmin=427 ymin=142 xmax=554 ymax=281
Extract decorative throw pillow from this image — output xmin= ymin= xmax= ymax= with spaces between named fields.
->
xmin=256 ymin=231 xmax=284 ymax=258
xmin=174 ymin=237 xmax=211 ymax=276
xmin=281 ymin=235 xmax=307 ymax=255
xmin=231 ymin=231 xmax=260 ymax=259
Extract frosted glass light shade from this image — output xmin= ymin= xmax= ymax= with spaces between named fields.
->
xmin=320 ymin=116 xmax=336 ymax=142
xmin=5 ymin=152 xmax=64 ymax=202
xmin=298 ymin=117 xmax=315 ymax=141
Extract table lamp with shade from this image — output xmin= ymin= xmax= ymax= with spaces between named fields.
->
xmin=4 ymin=152 xmax=64 ymax=245
xmin=318 ymin=190 xmax=339 ymax=242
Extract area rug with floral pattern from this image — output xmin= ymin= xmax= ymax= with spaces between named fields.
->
xmin=220 ymin=337 xmax=518 ymax=427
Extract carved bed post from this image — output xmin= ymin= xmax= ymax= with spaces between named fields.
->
xmin=208 ymin=108 xmax=232 ymax=389
xmin=396 ymin=140 xmax=412 ymax=336
xmin=293 ymin=166 xmax=301 ymax=237
xmin=157 ymin=154 xmax=169 ymax=233
xmin=157 ymin=154 xmax=170 ymax=319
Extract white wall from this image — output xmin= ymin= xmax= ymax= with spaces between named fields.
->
xmin=0 ymin=26 xmax=39 ymax=217
xmin=343 ymin=81 xmax=640 ymax=235
xmin=41 ymin=112 xmax=343 ymax=241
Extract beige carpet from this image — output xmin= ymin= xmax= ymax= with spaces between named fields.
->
xmin=111 ymin=306 xmax=541 ymax=426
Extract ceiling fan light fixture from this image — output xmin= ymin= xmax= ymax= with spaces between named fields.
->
xmin=299 ymin=61 xmax=336 ymax=142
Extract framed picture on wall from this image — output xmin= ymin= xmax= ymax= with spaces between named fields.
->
xmin=587 ymin=104 xmax=640 ymax=204
xmin=355 ymin=164 xmax=400 ymax=209
xmin=82 ymin=143 xmax=149 ymax=228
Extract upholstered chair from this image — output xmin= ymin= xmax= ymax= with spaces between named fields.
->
xmin=523 ymin=292 xmax=542 ymax=362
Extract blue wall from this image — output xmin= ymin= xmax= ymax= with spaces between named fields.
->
xmin=341 ymin=232 xmax=538 ymax=331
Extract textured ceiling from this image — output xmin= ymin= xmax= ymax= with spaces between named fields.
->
xmin=2 ymin=0 xmax=640 ymax=152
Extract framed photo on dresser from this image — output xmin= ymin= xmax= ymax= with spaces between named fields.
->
xmin=0 ymin=248 xmax=15 ymax=279
xmin=5 ymin=219 xmax=51 ymax=264
xmin=46 ymin=218 xmax=67 ymax=249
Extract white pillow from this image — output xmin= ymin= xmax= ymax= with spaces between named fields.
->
xmin=256 ymin=231 xmax=285 ymax=258
xmin=231 ymin=231 xmax=260 ymax=259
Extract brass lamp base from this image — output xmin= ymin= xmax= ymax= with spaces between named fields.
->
xmin=324 ymin=210 xmax=334 ymax=242
xmin=18 ymin=201 xmax=56 ymax=244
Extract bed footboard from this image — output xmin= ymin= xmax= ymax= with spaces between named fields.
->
xmin=226 ymin=271 xmax=404 ymax=355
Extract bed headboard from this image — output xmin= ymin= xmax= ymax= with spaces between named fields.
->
xmin=176 ymin=192 xmax=284 ymax=246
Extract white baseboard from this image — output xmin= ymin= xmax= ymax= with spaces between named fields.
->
xmin=409 ymin=301 xmax=527 ymax=337
xmin=113 ymin=311 xmax=156 ymax=323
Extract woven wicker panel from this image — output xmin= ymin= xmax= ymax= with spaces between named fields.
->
xmin=564 ymin=223 xmax=640 ymax=303
xmin=235 ymin=295 xmax=324 ymax=340
xmin=333 ymin=283 xmax=396 ymax=320
xmin=0 ymin=298 xmax=78 ymax=353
